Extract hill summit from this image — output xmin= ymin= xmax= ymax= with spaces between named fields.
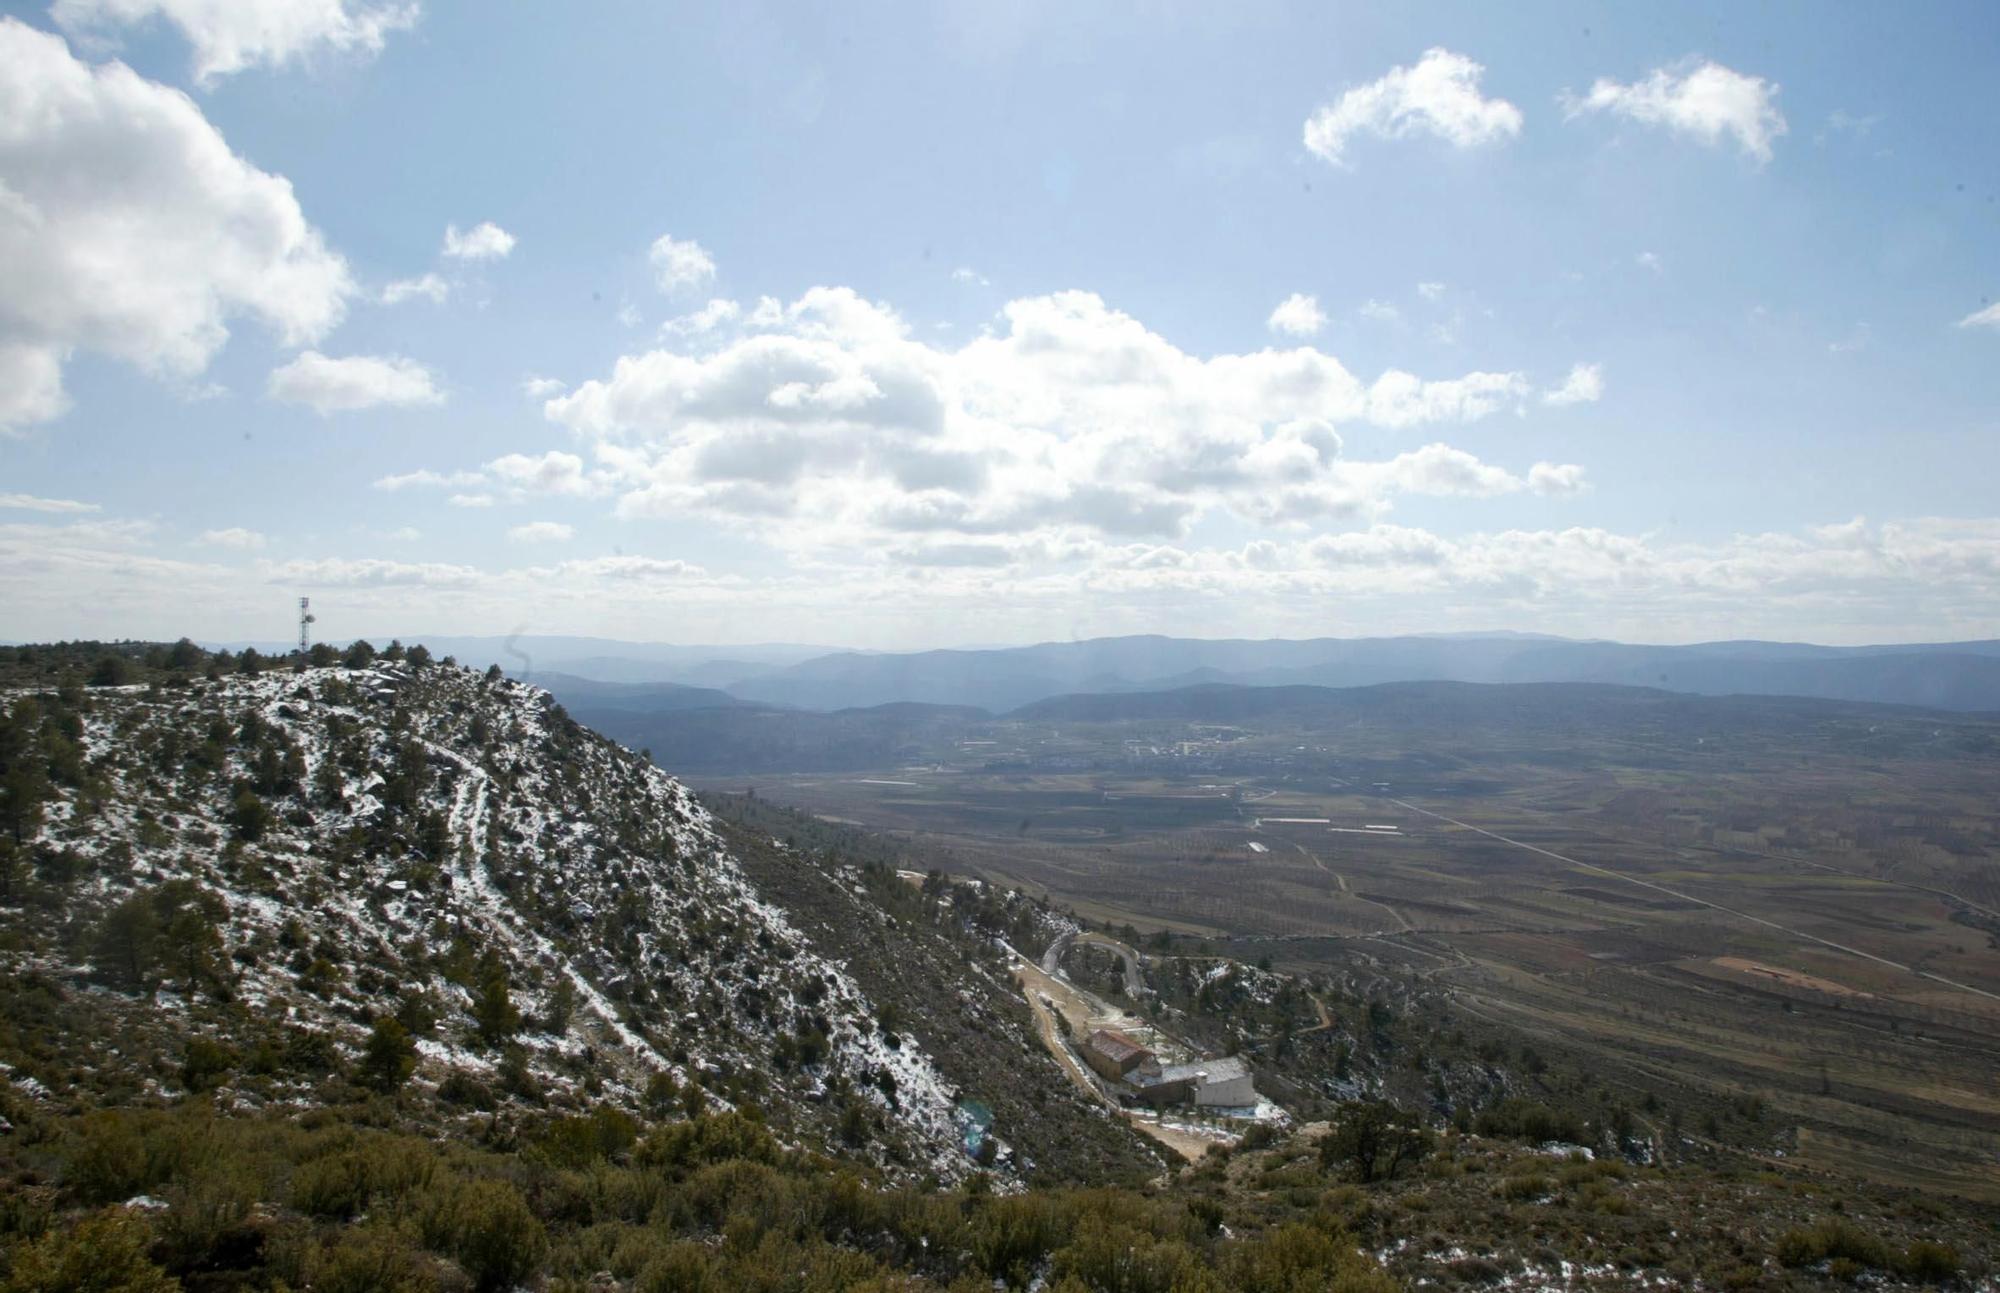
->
xmin=0 ymin=646 xmax=1132 ymax=1184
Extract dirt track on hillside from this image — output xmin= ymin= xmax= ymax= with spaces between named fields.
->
xmin=1010 ymin=955 xmax=1223 ymax=1163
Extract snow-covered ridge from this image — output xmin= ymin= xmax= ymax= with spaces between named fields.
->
xmin=13 ymin=660 xmax=969 ymax=1179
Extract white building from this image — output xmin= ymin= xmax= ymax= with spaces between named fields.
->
xmin=1139 ymin=1056 xmax=1256 ymax=1108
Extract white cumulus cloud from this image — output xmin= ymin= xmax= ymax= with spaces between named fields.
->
xmin=0 ymin=19 xmax=353 ymax=430
xmin=381 ymin=272 xmax=448 ymax=305
xmin=486 ymin=450 xmax=603 ymax=497
xmin=1528 ymin=462 xmax=1590 ymax=496
xmin=1267 ymin=293 xmax=1327 ymax=336
xmin=661 ymin=298 xmax=741 ymax=336
xmin=442 ymin=221 xmax=515 ymax=261
xmin=197 ymin=526 xmax=267 ymax=549
xmin=1564 ymin=59 xmax=1787 ymax=163
xmin=527 ymin=286 xmax=1548 ymax=551
xmin=50 ymin=0 xmax=419 ymax=86
xmin=267 ymin=351 xmax=443 ymax=413
xmin=376 ymin=450 xmax=608 ymax=501
xmin=1543 ymin=362 xmax=1604 ymax=406
xmin=1958 ymin=303 xmax=2000 ymax=330
xmin=1363 ymin=369 xmax=1529 ymax=428
xmin=0 ymin=492 xmax=100 ymax=513
xmin=1376 ymin=443 xmax=1524 ymax=497
xmin=507 ymin=520 xmax=573 ymax=543
xmin=650 ymin=234 xmax=716 ymax=295
xmin=1304 ymin=48 xmax=1522 ymax=168
xmin=544 ymin=555 xmax=702 ymax=581
xmin=372 ymin=467 xmax=480 ymax=491
xmin=0 ymin=343 xmax=70 ymax=429
xmin=267 ymin=556 xmax=479 ymax=588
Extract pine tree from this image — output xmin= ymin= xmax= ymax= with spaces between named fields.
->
xmin=0 ymin=700 xmax=51 ymax=847
xmin=473 ymin=954 xmax=521 ymax=1045
xmin=230 ymin=785 xmax=273 ymax=842
xmin=359 ymin=1016 xmax=418 ymax=1092
xmin=542 ymin=974 xmax=579 ymax=1034
xmin=156 ymin=880 xmax=227 ymax=998
xmin=1320 ymin=1098 xmax=1432 ymax=1183
xmin=95 ymin=891 xmax=162 ymax=992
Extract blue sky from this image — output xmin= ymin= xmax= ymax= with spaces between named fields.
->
xmin=2 ymin=1 xmax=1998 ymax=647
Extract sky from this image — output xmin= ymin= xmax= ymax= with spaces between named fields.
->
xmin=2 ymin=1 xmax=1998 ymax=650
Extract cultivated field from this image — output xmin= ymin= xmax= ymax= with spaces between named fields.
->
xmin=686 ymin=686 xmax=2000 ymax=1200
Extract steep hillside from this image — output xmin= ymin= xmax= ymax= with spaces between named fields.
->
xmin=0 ymin=646 xmax=1130 ymax=1185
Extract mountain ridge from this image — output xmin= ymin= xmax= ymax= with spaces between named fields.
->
xmin=717 ymin=634 xmax=2000 ymax=713
xmin=0 ymin=647 xmax=1147 ymax=1187
xmin=544 ymin=674 xmax=2000 ymax=777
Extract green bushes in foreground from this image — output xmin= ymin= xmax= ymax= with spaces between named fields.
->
xmin=4 ymin=1098 xmax=1976 ymax=1292
xmin=0 ymin=1212 xmax=177 ymax=1293
xmin=0 ymin=1102 xmax=1400 ymax=1292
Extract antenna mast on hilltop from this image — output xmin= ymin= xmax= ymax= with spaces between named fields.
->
xmin=298 ymin=597 xmax=316 ymax=655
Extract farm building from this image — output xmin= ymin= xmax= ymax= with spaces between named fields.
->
xmin=1080 ymin=1028 xmax=1154 ymax=1082
xmin=1134 ymin=1056 xmax=1256 ymax=1108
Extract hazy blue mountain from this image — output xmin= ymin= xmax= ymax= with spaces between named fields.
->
xmin=723 ymin=634 xmax=2000 ymax=713
xmin=193 ymin=631 xmax=2000 ymax=714
xmin=530 ymin=671 xmax=754 ymax=714
xmin=410 ymin=636 xmax=841 ymax=684
xmin=573 ymin=700 xmax=989 ymax=773
xmin=1002 ymin=679 xmax=1966 ymax=726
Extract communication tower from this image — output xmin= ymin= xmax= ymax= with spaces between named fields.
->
xmin=298 ymin=597 xmax=316 ymax=655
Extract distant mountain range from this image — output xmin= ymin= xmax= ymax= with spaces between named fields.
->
xmin=552 ymin=676 xmax=2000 ymax=777
xmin=714 ymin=633 xmax=2000 ymax=714
xmin=201 ymin=631 xmax=2000 ymax=715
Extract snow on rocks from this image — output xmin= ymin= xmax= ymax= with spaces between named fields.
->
xmin=10 ymin=661 xmax=973 ymax=1179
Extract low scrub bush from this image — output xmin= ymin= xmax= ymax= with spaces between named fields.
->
xmin=1774 ymin=1217 xmax=1893 ymax=1270
xmin=0 ymin=1211 xmax=176 ymax=1293
xmin=1472 ymin=1100 xmax=1585 ymax=1145
xmin=288 ymin=1138 xmax=436 ymax=1220
xmin=1227 ymin=1222 xmax=1400 ymax=1293
xmin=413 ymin=1176 xmax=547 ymax=1292
xmin=1498 ymin=1173 xmax=1552 ymax=1202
